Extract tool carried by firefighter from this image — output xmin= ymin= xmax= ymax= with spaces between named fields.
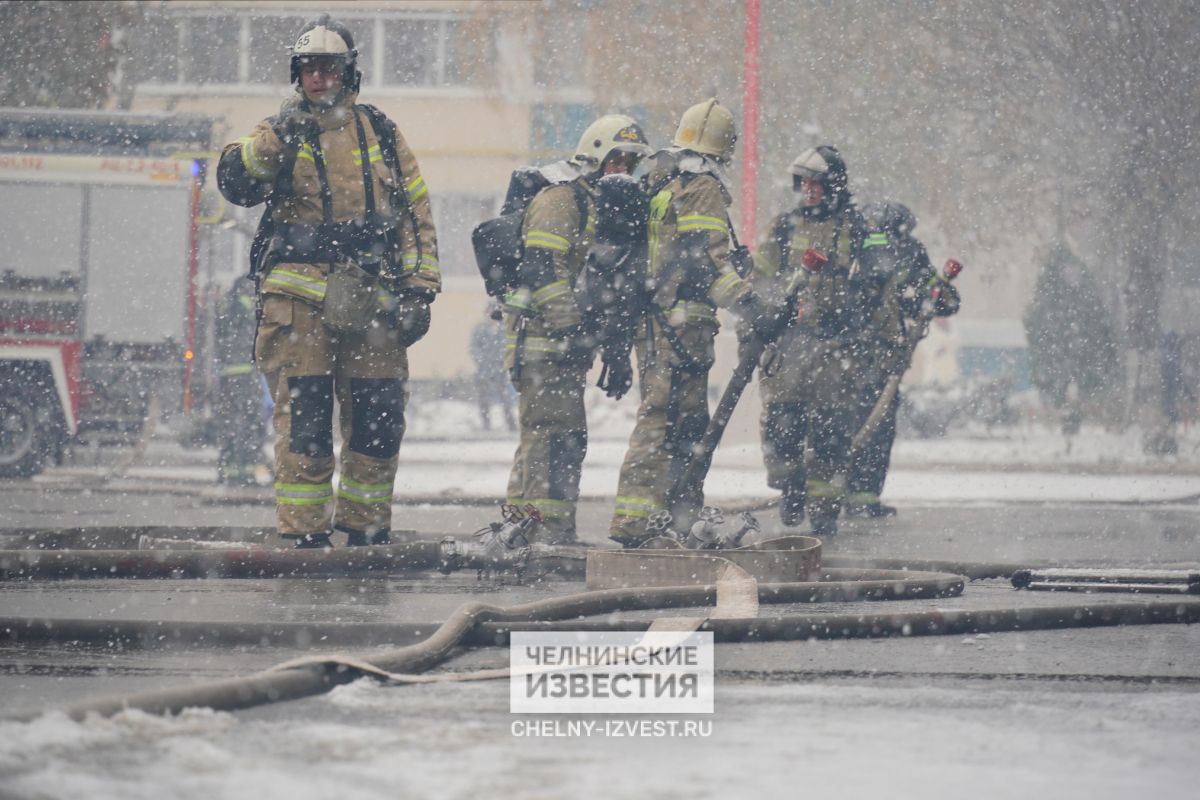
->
xmin=850 ymin=258 xmax=963 ymax=453
xmin=666 ymin=247 xmax=829 ymax=513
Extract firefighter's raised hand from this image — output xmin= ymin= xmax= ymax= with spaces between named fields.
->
xmin=271 ymin=109 xmax=320 ymax=148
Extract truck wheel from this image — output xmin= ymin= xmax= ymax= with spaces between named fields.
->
xmin=0 ymin=389 xmax=46 ymax=478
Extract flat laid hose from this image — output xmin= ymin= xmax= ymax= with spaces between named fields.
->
xmin=8 ymin=534 xmax=1198 ymax=722
xmin=10 ymin=566 xmax=963 ymax=721
xmin=12 ymin=579 xmax=1200 ymax=722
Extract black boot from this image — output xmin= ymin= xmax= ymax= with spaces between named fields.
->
xmin=845 ymin=489 xmax=898 ymax=518
xmin=290 ymin=532 xmax=333 ymax=549
xmin=780 ymin=485 xmax=806 ymax=527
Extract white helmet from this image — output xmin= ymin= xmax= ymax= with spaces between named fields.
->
xmin=289 ymin=15 xmax=360 ymax=94
xmin=672 ymin=99 xmax=737 ymax=163
xmin=790 ymin=145 xmax=850 ymax=213
xmin=570 ymin=114 xmax=651 ymax=174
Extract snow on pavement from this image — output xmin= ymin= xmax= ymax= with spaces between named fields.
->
xmin=2 ymin=679 xmax=1197 ymax=800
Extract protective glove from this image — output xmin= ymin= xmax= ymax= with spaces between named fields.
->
xmin=735 ymin=291 xmax=788 ymax=340
xmin=597 ymin=347 xmax=634 ymax=400
xmin=392 ymin=293 xmax=431 ymax=347
xmin=928 ymin=277 xmax=961 ymax=317
xmin=272 ymin=109 xmax=320 ymax=149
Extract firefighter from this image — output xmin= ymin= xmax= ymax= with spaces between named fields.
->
xmin=846 ymin=201 xmax=960 ymax=517
xmin=609 ymin=99 xmax=775 ymax=547
xmin=213 ymin=277 xmax=265 ymax=486
xmin=504 ymin=114 xmax=651 ymax=543
xmin=216 ymin=15 xmax=439 ymax=548
xmin=752 ymin=145 xmax=898 ymax=536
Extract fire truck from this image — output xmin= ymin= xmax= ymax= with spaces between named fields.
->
xmin=0 ymin=109 xmax=215 ymax=478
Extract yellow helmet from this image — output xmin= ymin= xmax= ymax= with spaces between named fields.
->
xmin=672 ymin=98 xmax=737 ymax=163
xmin=571 ymin=114 xmax=651 ymax=174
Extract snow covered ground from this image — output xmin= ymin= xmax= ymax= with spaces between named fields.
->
xmin=6 ymin=401 xmax=1199 ymax=800
xmin=3 ymin=679 xmax=1197 ymax=800
xmin=41 ymin=402 xmax=1200 ymax=507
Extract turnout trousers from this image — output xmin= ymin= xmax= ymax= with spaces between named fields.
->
xmin=847 ymin=374 xmax=900 ymax=506
xmin=759 ymin=329 xmax=860 ymax=527
xmin=506 ymin=359 xmax=588 ymax=543
xmin=255 ymin=293 xmax=408 ymax=539
xmin=610 ymin=319 xmax=713 ymax=543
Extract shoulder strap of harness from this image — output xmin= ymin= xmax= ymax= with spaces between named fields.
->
xmin=567 ymin=180 xmax=589 ymax=237
xmin=357 ymin=104 xmax=405 ymax=184
xmin=357 ymin=103 xmax=421 ymax=279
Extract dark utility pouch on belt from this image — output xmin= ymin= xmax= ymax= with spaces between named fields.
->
xmin=323 ymin=259 xmax=378 ymax=333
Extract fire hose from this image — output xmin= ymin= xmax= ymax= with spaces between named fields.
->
xmin=8 ymin=591 xmax=1198 ymax=723
xmin=5 ymin=531 xmax=1199 ymax=722
xmin=7 ymin=557 xmax=964 ymax=721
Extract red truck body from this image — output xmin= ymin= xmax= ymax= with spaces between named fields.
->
xmin=0 ymin=110 xmax=214 ymax=477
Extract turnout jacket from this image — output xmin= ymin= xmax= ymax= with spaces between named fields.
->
xmin=644 ymin=157 xmax=752 ymax=332
xmin=503 ymin=177 xmax=596 ymax=367
xmin=858 ymin=224 xmax=960 ymax=376
xmin=218 ymin=90 xmax=439 ymax=304
xmin=754 ymin=203 xmax=900 ymax=349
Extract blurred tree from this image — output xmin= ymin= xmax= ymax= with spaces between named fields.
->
xmin=1024 ymin=244 xmax=1120 ymax=412
xmin=918 ymin=0 xmax=1198 ymax=450
xmin=0 ymin=1 xmax=134 ymax=109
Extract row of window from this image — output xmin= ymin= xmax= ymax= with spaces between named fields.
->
xmin=128 ymin=10 xmax=493 ymax=90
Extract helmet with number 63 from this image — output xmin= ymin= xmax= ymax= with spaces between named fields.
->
xmin=570 ymin=114 xmax=652 ymax=175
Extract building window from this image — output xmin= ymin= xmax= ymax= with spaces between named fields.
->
xmin=181 ymin=16 xmax=240 ymax=85
xmin=383 ymin=19 xmax=440 ymax=86
xmin=247 ymin=15 xmax=308 ymax=86
xmin=125 ymin=15 xmax=180 ymax=85
xmin=128 ymin=9 xmax=487 ymax=91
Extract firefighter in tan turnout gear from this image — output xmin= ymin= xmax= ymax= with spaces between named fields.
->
xmin=504 ymin=115 xmax=651 ymax=543
xmin=846 ymin=201 xmax=960 ymax=517
xmin=753 ymin=145 xmax=901 ymax=536
xmin=610 ymin=99 xmax=776 ymax=547
xmin=217 ymin=15 xmax=439 ymax=548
